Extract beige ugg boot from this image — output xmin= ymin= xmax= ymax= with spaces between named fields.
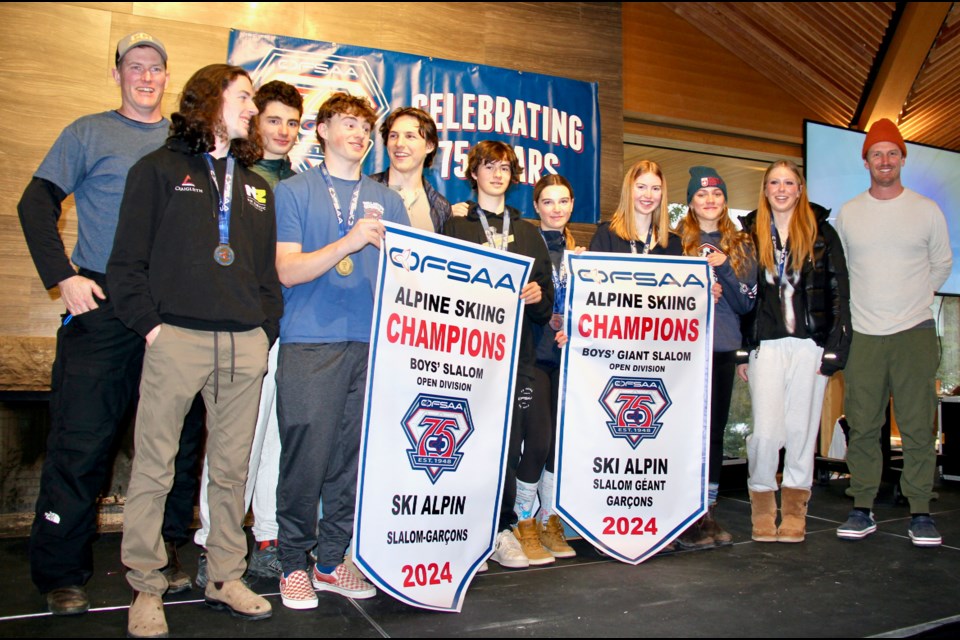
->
xmin=777 ymin=487 xmax=810 ymax=543
xmin=750 ymin=490 xmax=778 ymax=542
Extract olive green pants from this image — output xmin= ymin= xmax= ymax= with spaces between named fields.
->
xmin=844 ymin=328 xmax=939 ymax=513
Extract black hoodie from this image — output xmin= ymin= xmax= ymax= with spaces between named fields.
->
xmin=108 ymin=138 xmax=283 ymax=344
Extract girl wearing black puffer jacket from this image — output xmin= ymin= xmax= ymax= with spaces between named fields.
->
xmin=737 ymin=160 xmax=851 ymax=544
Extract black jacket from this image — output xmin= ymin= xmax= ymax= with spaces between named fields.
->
xmin=588 ymin=221 xmax=683 ymax=255
xmin=738 ymin=204 xmax=851 ymax=375
xmin=443 ymin=202 xmax=554 ymax=380
xmin=107 ymin=138 xmax=283 ymax=344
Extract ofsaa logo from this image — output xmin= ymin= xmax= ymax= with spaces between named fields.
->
xmin=401 ymin=394 xmax=474 ymax=484
xmin=598 ymin=377 xmax=672 ymax=449
xmin=387 ymin=246 xmax=517 ymax=292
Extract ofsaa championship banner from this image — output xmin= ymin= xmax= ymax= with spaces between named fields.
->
xmin=227 ymin=30 xmax=600 ymax=223
xmin=354 ymin=222 xmax=533 ymax=612
xmin=555 ymin=252 xmax=714 ymax=564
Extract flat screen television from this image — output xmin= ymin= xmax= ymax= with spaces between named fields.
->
xmin=804 ymin=120 xmax=960 ymax=296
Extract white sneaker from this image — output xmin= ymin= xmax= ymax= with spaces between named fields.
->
xmin=491 ymin=529 xmax=529 ymax=569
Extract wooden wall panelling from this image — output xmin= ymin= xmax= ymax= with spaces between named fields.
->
xmin=371 ymin=2 xmax=488 ymax=62
xmin=0 ymin=3 xmax=113 ymax=357
xmin=64 ymin=2 xmax=133 ymax=13
xmin=132 ymin=2 xmax=306 ymax=38
xmin=623 ymin=3 xmax=820 ymax=142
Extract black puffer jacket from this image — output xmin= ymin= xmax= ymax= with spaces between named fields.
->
xmin=738 ymin=203 xmax=851 ymax=375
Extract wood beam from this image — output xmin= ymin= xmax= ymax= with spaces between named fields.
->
xmin=857 ymin=2 xmax=952 ymax=130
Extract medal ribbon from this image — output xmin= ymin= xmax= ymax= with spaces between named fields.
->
xmin=319 ymin=163 xmax=362 ymax=238
xmin=476 ymin=204 xmax=511 ymax=250
xmin=628 ymin=224 xmax=654 ymax=255
xmin=204 ymin=154 xmax=235 ymax=248
xmin=771 ymin=221 xmax=789 ymax=284
xmin=540 ymin=230 xmax=567 ymax=315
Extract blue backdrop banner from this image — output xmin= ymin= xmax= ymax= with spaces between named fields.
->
xmin=228 ymin=30 xmax=600 ymax=223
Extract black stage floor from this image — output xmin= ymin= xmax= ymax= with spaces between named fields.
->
xmin=1 ymin=477 xmax=959 ymax=638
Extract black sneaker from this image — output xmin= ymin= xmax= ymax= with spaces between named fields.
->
xmin=246 ymin=542 xmax=282 ymax=579
xmin=196 ymin=553 xmax=252 ymax=589
xmin=836 ymin=510 xmax=877 ymax=540
xmin=908 ymin=515 xmax=942 ymax=547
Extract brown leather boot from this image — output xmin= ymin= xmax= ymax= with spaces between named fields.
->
xmin=676 ymin=517 xmax=714 ymax=550
xmin=750 ymin=490 xmax=778 ymax=542
xmin=161 ymin=541 xmax=191 ymax=594
xmin=777 ymin=487 xmax=810 ymax=543
xmin=700 ymin=505 xmax=733 ymax=546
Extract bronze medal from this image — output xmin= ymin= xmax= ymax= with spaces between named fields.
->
xmin=214 ymin=244 xmax=235 ymax=266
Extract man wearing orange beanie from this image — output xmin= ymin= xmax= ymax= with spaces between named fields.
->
xmin=835 ymin=118 xmax=952 ymax=546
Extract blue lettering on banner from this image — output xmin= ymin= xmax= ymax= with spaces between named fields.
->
xmin=388 ymin=246 xmax=517 ymax=292
xmin=576 ymin=269 xmax=706 ymax=288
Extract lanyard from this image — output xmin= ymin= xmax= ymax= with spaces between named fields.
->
xmin=771 ymin=221 xmax=788 ymax=283
xmin=319 ymin=163 xmax=362 ymax=238
xmin=629 ymin=224 xmax=654 ymax=255
xmin=540 ymin=230 xmax=567 ymax=315
xmin=204 ymin=154 xmax=235 ymax=247
xmin=476 ymin=204 xmax=511 ymax=250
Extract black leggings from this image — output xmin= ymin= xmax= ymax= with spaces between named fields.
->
xmin=516 ymin=364 xmax=559 ymax=483
xmin=709 ymin=351 xmax=738 ymax=487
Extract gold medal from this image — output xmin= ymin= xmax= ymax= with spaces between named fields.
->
xmin=336 ymin=256 xmax=354 ymax=276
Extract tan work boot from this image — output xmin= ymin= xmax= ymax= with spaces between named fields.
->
xmin=204 ymin=579 xmax=272 ymax=620
xmin=777 ymin=487 xmax=810 ymax=543
xmin=513 ymin=518 xmax=555 ymax=565
xmin=127 ymin=591 xmax=168 ymax=638
xmin=539 ymin=515 xmax=576 ymax=558
xmin=750 ymin=490 xmax=778 ymax=542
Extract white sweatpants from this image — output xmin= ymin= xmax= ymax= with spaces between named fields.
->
xmin=195 ymin=341 xmax=281 ymax=546
xmin=746 ymin=337 xmax=828 ymax=492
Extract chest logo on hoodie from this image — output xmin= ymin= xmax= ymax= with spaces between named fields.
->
xmin=244 ymin=184 xmax=267 ymax=212
xmin=175 ymin=174 xmax=203 ymax=194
